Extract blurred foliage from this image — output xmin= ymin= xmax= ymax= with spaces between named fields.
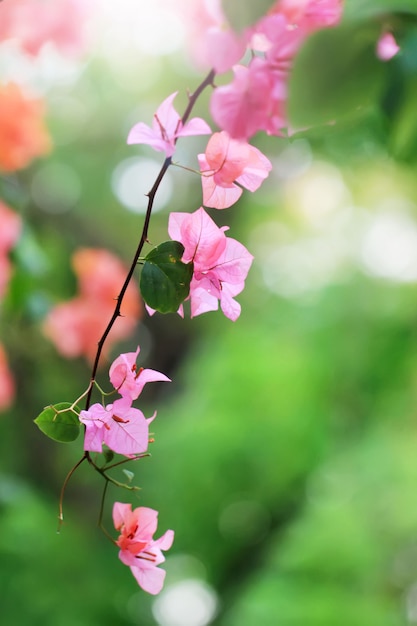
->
xmin=2 ymin=1 xmax=417 ymax=625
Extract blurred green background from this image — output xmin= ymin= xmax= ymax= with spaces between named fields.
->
xmin=2 ymin=0 xmax=417 ymax=624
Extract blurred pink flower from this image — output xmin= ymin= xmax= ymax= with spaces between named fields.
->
xmin=109 ymin=345 xmax=170 ymax=401
xmin=0 ymin=0 xmax=94 ymax=57
xmin=0 ymin=343 xmax=15 ymax=412
xmin=79 ymin=398 xmax=153 ymax=456
xmin=43 ymin=248 xmax=141 ymax=363
xmin=377 ymin=32 xmax=400 ymax=61
xmin=127 ymin=92 xmax=211 ymax=158
xmin=113 ymin=502 xmax=174 ymax=595
xmin=198 ymin=130 xmax=272 ymax=208
xmin=184 ymin=0 xmax=245 ymax=73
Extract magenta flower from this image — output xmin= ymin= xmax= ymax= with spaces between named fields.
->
xmin=109 ymin=346 xmax=170 ymax=401
xmin=79 ymin=398 xmax=153 ymax=457
xmin=113 ymin=502 xmax=174 ymax=595
xmin=127 ymin=92 xmax=211 ymax=157
xmin=198 ymin=131 xmax=272 ymax=209
xmin=168 ymin=208 xmax=253 ymax=320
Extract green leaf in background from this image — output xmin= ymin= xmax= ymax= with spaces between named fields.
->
xmin=222 ymin=0 xmax=273 ymax=32
xmin=343 ymin=0 xmax=417 ymax=21
xmin=34 ymin=402 xmax=80 ymax=443
xmin=288 ymin=22 xmax=385 ymax=128
xmin=140 ymin=241 xmax=193 ymax=314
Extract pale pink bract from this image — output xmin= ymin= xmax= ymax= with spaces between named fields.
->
xmin=198 ymin=131 xmax=272 ymax=209
xmin=127 ymin=92 xmax=211 ymax=158
xmin=109 ymin=345 xmax=170 ymax=401
xmin=113 ymin=502 xmax=174 ymax=595
xmin=79 ymin=398 xmax=153 ymax=457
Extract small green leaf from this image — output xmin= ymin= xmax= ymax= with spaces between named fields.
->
xmin=103 ymin=449 xmax=115 ymax=464
xmin=34 ymin=402 xmax=81 ymax=443
xmin=140 ymin=241 xmax=193 ymax=314
xmin=122 ymin=469 xmax=135 ymax=483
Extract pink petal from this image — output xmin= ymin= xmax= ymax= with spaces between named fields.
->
xmin=210 ymin=60 xmax=274 ymax=140
xmin=179 ymin=116 xmax=211 ymax=138
xmin=130 ymin=564 xmax=166 ymax=595
xmin=200 ymin=171 xmax=242 ymax=209
xmin=235 ymin=145 xmax=272 ymax=191
xmin=220 ymin=286 xmax=242 ymax=321
xmin=377 ymin=32 xmax=400 ymax=61
xmin=153 ymin=92 xmax=181 ymax=137
xmin=103 ymin=402 xmax=150 ymax=457
xmin=113 ymin=502 xmax=133 ymax=531
xmin=212 ymin=237 xmax=254 ymax=284
xmin=134 ymin=507 xmax=159 ymax=540
xmin=127 ymin=121 xmax=172 ymax=155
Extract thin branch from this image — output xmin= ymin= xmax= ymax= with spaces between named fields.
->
xmin=57 ymin=453 xmax=88 ymax=532
xmin=84 ymin=68 xmax=216 ymax=410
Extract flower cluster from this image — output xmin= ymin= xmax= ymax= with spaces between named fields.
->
xmin=79 ymin=346 xmax=173 ymax=592
xmin=79 ymin=345 xmax=170 ymax=456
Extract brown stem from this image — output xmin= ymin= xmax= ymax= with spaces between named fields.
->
xmin=84 ymin=68 xmax=216 ymax=410
xmin=57 ymin=452 xmax=88 ymax=531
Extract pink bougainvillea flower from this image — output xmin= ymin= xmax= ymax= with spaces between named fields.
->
xmin=0 ymin=0 xmax=93 ymax=57
xmin=210 ymin=60 xmax=279 ymax=140
xmin=43 ymin=248 xmax=141 ymax=363
xmin=198 ymin=131 xmax=272 ymax=209
xmin=168 ymin=208 xmax=253 ymax=321
xmin=79 ymin=398 xmax=153 ymax=456
xmin=184 ymin=0 xmax=246 ymax=73
xmin=0 ymin=82 xmax=51 ymax=172
xmin=109 ymin=345 xmax=170 ymax=401
xmin=113 ymin=502 xmax=174 ymax=595
xmin=0 ymin=343 xmax=15 ymax=412
xmin=376 ymin=32 xmax=400 ymax=61
xmin=127 ymin=92 xmax=211 ymax=158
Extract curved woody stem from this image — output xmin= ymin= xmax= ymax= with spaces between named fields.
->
xmin=84 ymin=68 xmax=215 ymax=411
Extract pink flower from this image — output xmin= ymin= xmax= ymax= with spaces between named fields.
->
xmin=79 ymin=398 xmax=153 ymax=456
xmin=210 ymin=59 xmax=280 ymax=140
xmin=113 ymin=502 xmax=174 ymax=595
xmin=0 ymin=343 xmax=15 ymax=412
xmin=127 ymin=92 xmax=211 ymax=158
xmin=377 ymin=32 xmax=400 ymax=61
xmin=0 ymin=0 xmax=93 ymax=57
xmin=168 ymin=208 xmax=253 ymax=320
xmin=198 ymin=131 xmax=272 ymax=209
xmin=43 ymin=248 xmax=141 ymax=363
xmin=109 ymin=345 xmax=170 ymax=401
xmin=184 ymin=0 xmax=246 ymax=73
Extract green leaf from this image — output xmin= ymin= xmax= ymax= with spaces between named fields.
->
xmin=344 ymin=0 xmax=417 ymax=21
xmin=34 ymin=402 xmax=81 ymax=443
xmin=222 ymin=0 xmax=273 ymax=32
xmin=140 ymin=241 xmax=193 ymax=314
xmin=288 ymin=22 xmax=385 ymax=128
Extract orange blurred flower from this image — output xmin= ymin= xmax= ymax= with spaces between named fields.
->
xmin=43 ymin=248 xmax=142 ymax=363
xmin=0 ymin=82 xmax=51 ymax=172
